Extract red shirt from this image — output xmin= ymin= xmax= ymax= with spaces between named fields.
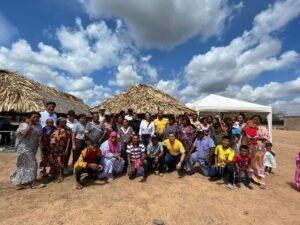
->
xmin=86 ymin=147 xmax=99 ymax=164
xmin=234 ymin=154 xmax=251 ymax=170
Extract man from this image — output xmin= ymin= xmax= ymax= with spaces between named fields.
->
xmin=146 ymin=134 xmax=164 ymax=176
xmin=72 ymin=114 xmax=87 ymax=166
xmin=163 ymin=117 xmax=178 ymax=140
xmin=85 ymin=113 xmax=106 ymax=147
xmin=187 ymin=128 xmax=215 ymax=176
xmin=163 ymin=133 xmax=185 ymax=177
xmin=98 ymin=107 xmax=106 ymax=124
xmin=208 ymin=135 xmax=235 ymax=190
xmin=40 ymin=101 xmax=57 ymax=128
xmin=127 ymin=134 xmax=147 ymax=180
xmin=74 ymin=144 xmax=103 ymax=189
xmin=130 ymin=112 xmax=141 ymax=134
xmin=154 ymin=111 xmax=168 ymax=141
xmin=211 ymin=122 xmax=227 ymax=146
xmin=125 ymin=108 xmax=133 ymax=121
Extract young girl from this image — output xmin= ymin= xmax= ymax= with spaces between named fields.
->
xmin=295 ymin=152 xmax=300 ymax=192
xmin=264 ymin=142 xmax=276 ymax=174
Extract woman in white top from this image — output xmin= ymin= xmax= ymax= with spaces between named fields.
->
xmin=139 ymin=112 xmax=155 ymax=147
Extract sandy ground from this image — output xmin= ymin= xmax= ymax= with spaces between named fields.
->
xmin=0 ymin=129 xmax=300 ymax=225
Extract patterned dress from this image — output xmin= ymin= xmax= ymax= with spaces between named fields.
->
xmin=179 ymin=125 xmax=194 ymax=154
xmin=40 ymin=126 xmax=56 ymax=167
xmin=10 ymin=123 xmax=42 ymax=185
xmin=50 ymin=127 xmax=71 ymax=171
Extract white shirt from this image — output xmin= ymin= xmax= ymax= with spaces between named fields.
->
xmin=67 ymin=119 xmax=78 ymax=130
xmin=99 ymin=114 xmax=105 ymax=123
xmin=232 ymin=121 xmax=240 ymax=129
xmin=40 ymin=110 xmax=57 ymax=128
xmin=139 ymin=119 xmax=155 ymax=136
xmin=125 ymin=115 xmax=133 ymax=121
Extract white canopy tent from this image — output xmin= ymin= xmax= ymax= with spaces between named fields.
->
xmin=187 ymin=94 xmax=273 ymax=141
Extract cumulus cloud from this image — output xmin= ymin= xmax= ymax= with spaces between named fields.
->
xmin=155 ymin=79 xmax=180 ymax=97
xmin=81 ymin=0 xmax=243 ymax=48
xmin=0 ymin=13 xmax=18 ymax=45
xmin=181 ymin=0 xmax=300 ymax=98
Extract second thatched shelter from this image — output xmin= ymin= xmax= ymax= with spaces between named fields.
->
xmin=90 ymin=84 xmax=195 ymax=115
xmin=0 ymin=70 xmax=90 ymax=116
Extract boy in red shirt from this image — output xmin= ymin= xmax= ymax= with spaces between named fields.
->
xmin=234 ymin=145 xmax=253 ymax=189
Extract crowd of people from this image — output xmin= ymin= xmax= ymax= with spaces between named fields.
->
xmin=10 ymin=101 xmax=278 ymax=191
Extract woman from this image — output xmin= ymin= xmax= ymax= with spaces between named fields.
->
xmin=10 ymin=112 xmax=46 ymax=190
xmin=98 ymin=131 xmax=125 ymax=181
xmin=251 ymin=115 xmax=269 ymax=189
xmin=139 ymin=112 xmax=155 ymax=147
xmin=114 ymin=115 xmax=124 ymax=133
xmin=200 ymin=117 xmax=210 ymax=135
xmin=50 ymin=117 xmax=71 ymax=182
xmin=118 ymin=119 xmax=135 ymax=163
xmin=178 ymin=118 xmax=194 ymax=171
xmin=72 ymin=114 xmax=87 ymax=165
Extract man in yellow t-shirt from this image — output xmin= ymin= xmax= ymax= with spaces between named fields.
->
xmin=208 ymin=135 xmax=235 ymax=189
xmin=154 ymin=111 xmax=169 ymax=141
xmin=163 ymin=133 xmax=185 ymax=177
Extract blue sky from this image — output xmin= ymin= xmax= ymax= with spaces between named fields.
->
xmin=0 ymin=0 xmax=300 ymax=114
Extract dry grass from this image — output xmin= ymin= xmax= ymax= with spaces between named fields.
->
xmin=0 ymin=70 xmax=90 ymax=115
xmin=90 ymin=84 xmax=195 ymax=115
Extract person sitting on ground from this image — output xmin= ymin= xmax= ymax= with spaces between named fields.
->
xmin=208 ymin=135 xmax=235 ymax=190
xmin=98 ymin=131 xmax=125 ymax=181
xmin=163 ymin=133 xmax=186 ymax=177
xmin=234 ymin=145 xmax=253 ymax=189
xmin=154 ymin=111 xmax=169 ymax=142
xmin=187 ymin=128 xmax=215 ymax=176
xmin=264 ymin=142 xmax=276 ymax=174
xmin=127 ymin=135 xmax=147 ymax=181
xmin=74 ymin=144 xmax=103 ymax=189
xmin=146 ymin=134 xmax=164 ymax=176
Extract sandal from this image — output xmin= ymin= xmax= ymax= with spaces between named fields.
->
xmin=31 ymin=183 xmax=47 ymax=189
xmin=76 ymin=183 xmax=83 ymax=190
xmin=15 ymin=184 xmax=31 ymax=190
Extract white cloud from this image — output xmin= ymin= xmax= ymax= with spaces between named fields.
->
xmin=0 ymin=13 xmax=18 ymax=45
xmin=109 ymin=64 xmax=142 ymax=87
xmin=181 ymin=0 xmax=300 ymax=97
xmin=81 ymin=0 xmax=243 ymax=48
xmin=155 ymin=79 xmax=180 ymax=97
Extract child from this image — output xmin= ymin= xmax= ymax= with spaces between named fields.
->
xmin=234 ymin=145 xmax=253 ymax=189
xmin=295 ymin=152 xmax=300 ymax=192
xmin=264 ymin=142 xmax=276 ymax=174
xmin=40 ymin=118 xmax=56 ymax=177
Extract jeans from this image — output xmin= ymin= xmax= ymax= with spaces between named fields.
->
xmin=235 ymin=170 xmax=251 ymax=185
xmin=208 ymin=164 xmax=234 ymax=184
xmin=74 ymin=166 xmax=97 ymax=183
xmin=141 ymin=134 xmax=151 ymax=148
xmin=187 ymin=152 xmax=210 ymax=176
xmin=164 ymin=152 xmax=183 ymax=171
xmin=128 ymin=162 xmax=146 ymax=178
xmin=72 ymin=139 xmax=86 ymax=165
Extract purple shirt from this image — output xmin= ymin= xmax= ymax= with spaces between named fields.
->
xmin=193 ymin=136 xmax=215 ymax=159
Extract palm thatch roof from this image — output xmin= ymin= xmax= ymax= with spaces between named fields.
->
xmin=90 ymin=84 xmax=195 ymax=115
xmin=0 ymin=70 xmax=90 ymax=115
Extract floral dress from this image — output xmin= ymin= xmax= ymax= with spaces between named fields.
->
xmin=10 ymin=123 xmax=42 ymax=185
xmin=40 ymin=126 xmax=56 ymax=167
xmin=179 ymin=125 xmax=194 ymax=154
xmin=50 ymin=127 xmax=71 ymax=171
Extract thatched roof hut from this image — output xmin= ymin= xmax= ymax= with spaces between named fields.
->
xmin=0 ymin=70 xmax=90 ymax=115
xmin=90 ymin=84 xmax=195 ymax=115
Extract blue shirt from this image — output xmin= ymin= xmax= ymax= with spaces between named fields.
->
xmin=193 ymin=136 xmax=215 ymax=159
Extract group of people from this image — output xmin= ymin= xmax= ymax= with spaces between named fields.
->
xmin=10 ymin=101 xmax=277 ymax=191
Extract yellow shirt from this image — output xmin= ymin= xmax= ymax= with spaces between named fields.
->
xmin=214 ymin=145 xmax=235 ymax=167
xmin=154 ymin=118 xmax=169 ymax=135
xmin=163 ymin=139 xmax=185 ymax=156
xmin=73 ymin=147 xmax=101 ymax=172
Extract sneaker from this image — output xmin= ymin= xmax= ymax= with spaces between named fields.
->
xmin=154 ymin=170 xmax=159 ymax=175
xmin=159 ymin=173 xmax=164 ymax=177
xmin=236 ymin=183 xmax=241 ymax=188
xmin=245 ymin=184 xmax=254 ymax=190
xmin=227 ymin=183 xmax=234 ymax=190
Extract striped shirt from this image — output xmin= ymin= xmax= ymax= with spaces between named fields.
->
xmin=126 ymin=143 xmax=146 ymax=162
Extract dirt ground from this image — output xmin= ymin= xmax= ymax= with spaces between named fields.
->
xmin=0 ymin=129 xmax=300 ymax=225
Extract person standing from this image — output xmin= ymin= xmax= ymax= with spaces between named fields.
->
xmin=139 ymin=112 xmax=155 ymax=147
xmin=125 ymin=108 xmax=134 ymax=121
xmin=10 ymin=112 xmax=46 ymax=190
xmin=98 ymin=107 xmax=106 ymax=124
xmin=85 ymin=113 xmax=106 ymax=147
xmin=65 ymin=110 xmax=78 ymax=168
xmin=72 ymin=114 xmax=87 ymax=166
xmin=163 ymin=116 xmax=179 ymax=140
xmin=190 ymin=114 xmax=201 ymax=129
xmin=163 ymin=133 xmax=186 ymax=177
xmin=130 ymin=112 xmax=141 ymax=134
xmin=187 ymin=128 xmax=215 ymax=176
xmin=40 ymin=101 xmax=57 ymax=128
xmin=154 ymin=111 xmax=168 ymax=142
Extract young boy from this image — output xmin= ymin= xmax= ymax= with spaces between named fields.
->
xmin=146 ymin=134 xmax=164 ymax=176
xmin=234 ymin=145 xmax=253 ymax=189
xmin=264 ymin=142 xmax=276 ymax=174
xmin=127 ymin=134 xmax=147 ymax=180
xmin=208 ymin=135 xmax=235 ymax=190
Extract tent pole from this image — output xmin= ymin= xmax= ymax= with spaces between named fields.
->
xmin=267 ymin=111 xmax=273 ymax=142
